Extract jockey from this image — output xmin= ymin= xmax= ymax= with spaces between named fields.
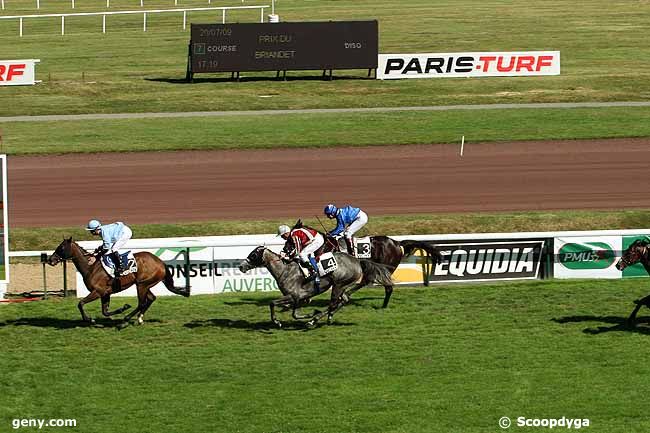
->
xmin=86 ymin=219 xmax=133 ymax=278
xmin=278 ymin=224 xmax=324 ymax=292
xmin=324 ymin=203 xmax=368 ymax=257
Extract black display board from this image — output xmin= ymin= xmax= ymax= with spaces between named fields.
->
xmin=187 ymin=21 xmax=378 ymax=79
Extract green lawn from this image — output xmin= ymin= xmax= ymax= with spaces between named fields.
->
xmin=0 ymin=0 xmax=649 ymax=117
xmin=11 ymin=209 xmax=650 ymax=252
xmin=2 ymin=279 xmax=650 ymax=432
xmin=2 ymin=106 xmax=650 ymax=154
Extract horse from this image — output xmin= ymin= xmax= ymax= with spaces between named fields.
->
xmin=238 ymin=246 xmax=394 ymax=328
xmin=283 ymin=221 xmax=442 ymax=307
xmin=615 ymin=239 xmax=650 ymax=325
xmin=47 ymin=238 xmax=190 ymax=326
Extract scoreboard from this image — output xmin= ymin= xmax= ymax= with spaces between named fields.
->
xmin=188 ymin=21 xmax=378 ymax=76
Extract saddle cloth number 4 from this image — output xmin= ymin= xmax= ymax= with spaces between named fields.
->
xmin=317 ymin=252 xmax=338 ymax=276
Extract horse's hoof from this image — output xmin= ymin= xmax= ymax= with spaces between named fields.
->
xmin=137 ymin=315 xmax=144 ymax=325
xmin=273 ymin=320 xmax=282 ymax=329
xmin=306 ymin=320 xmax=316 ymax=328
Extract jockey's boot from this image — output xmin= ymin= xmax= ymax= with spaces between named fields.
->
xmin=345 ymin=237 xmax=355 ymax=257
xmin=111 ymin=251 xmax=122 ymax=278
xmin=308 ymin=256 xmax=321 ymax=293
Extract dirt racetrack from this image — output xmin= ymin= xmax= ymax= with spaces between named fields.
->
xmin=8 ymin=138 xmax=650 ymax=228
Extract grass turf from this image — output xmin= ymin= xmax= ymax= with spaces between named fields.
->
xmin=2 ymin=107 xmax=650 ymax=154
xmin=1 ymin=0 xmax=649 ymax=116
xmin=1 ymin=279 xmax=650 ymax=432
xmin=11 ymin=209 xmax=650 ymax=252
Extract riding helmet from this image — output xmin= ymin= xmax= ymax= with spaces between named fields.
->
xmin=324 ymin=204 xmax=338 ymax=217
xmin=86 ymin=219 xmax=102 ymax=231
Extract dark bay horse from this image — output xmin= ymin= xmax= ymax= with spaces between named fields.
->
xmin=239 ymin=246 xmax=393 ymax=328
xmin=616 ymin=239 xmax=650 ymax=325
xmin=48 ymin=238 xmax=189 ymax=325
xmin=284 ymin=222 xmax=442 ymax=307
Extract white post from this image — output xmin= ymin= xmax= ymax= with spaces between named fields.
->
xmin=260 ymin=7 xmax=263 ymax=22
xmin=143 ymin=12 xmax=146 ymax=31
xmin=272 ymin=0 xmax=274 ymax=15
xmin=19 ymin=17 xmax=23 ymax=37
xmin=460 ymin=136 xmax=465 ymax=156
xmin=102 ymin=14 xmax=106 ymax=33
xmin=140 ymin=0 xmax=143 ymax=6
xmin=222 ymin=9 xmax=225 ymax=23
xmin=106 ymin=0 xmax=109 ymax=7
xmin=1 ymin=0 xmax=5 ymax=11
xmin=183 ymin=10 xmax=186 ymax=30
xmin=36 ymin=0 xmax=39 ymax=9
xmin=71 ymin=0 xmax=74 ymax=8
xmin=174 ymin=0 xmax=177 ymax=5
xmin=61 ymin=15 xmax=65 ymax=35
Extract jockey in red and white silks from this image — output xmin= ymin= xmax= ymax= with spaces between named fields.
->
xmin=278 ymin=224 xmax=324 ymax=290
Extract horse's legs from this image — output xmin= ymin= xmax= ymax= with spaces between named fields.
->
xmin=382 ymin=285 xmax=393 ymax=308
xmin=270 ymin=294 xmax=294 ymax=328
xmin=122 ymin=283 xmax=150 ymax=324
xmin=135 ymin=291 xmax=157 ymax=324
xmin=307 ymin=285 xmax=347 ymax=327
xmin=78 ymin=290 xmax=101 ymax=324
xmin=100 ymin=294 xmax=132 ymax=317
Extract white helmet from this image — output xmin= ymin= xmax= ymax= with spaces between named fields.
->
xmin=277 ymin=225 xmax=290 ymax=236
xmin=86 ymin=219 xmax=101 ymax=231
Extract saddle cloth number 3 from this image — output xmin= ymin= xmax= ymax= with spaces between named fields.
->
xmin=355 ymin=237 xmax=372 ymax=259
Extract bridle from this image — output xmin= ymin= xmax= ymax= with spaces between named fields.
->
xmin=620 ymin=243 xmax=648 ymax=267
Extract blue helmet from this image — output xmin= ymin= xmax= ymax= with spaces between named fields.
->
xmin=324 ymin=204 xmax=338 ymax=217
xmin=86 ymin=219 xmax=101 ymax=231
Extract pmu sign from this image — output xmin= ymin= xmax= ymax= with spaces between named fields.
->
xmin=377 ymin=51 xmax=560 ymax=79
xmin=0 ymin=59 xmax=41 ymax=86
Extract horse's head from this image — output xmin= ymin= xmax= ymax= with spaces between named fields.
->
xmin=616 ymin=240 xmax=649 ymax=271
xmin=239 ymin=246 xmax=266 ymax=273
xmin=282 ymin=237 xmax=297 ymax=257
xmin=48 ymin=237 xmax=74 ymax=266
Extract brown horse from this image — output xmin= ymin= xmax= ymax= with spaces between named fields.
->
xmin=615 ymin=239 xmax=650 ymax=325
xmin=47 ymin=238 xmax=189 ymax=325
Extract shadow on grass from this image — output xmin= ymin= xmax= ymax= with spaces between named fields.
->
xmin=0 ymin=317 xmax=162 ymax=329
xmin=552 ymin=315 xmax=650 ymax=335
xmin=145 ymin=74 xmax=372 ymax=85
xmin=223 ymin=296 xmax=379 ymax=308
xmin=184 ymin=317 xmax=354 ymax=332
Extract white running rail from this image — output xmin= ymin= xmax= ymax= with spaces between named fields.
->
xmin=0 ymin=5 xmax=268 ymax=36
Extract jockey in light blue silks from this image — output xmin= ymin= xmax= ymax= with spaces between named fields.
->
xmin=86 ymin=219 xmax=133 ymax=278
xmin=324 ymin=204 xmax=368 ymax=257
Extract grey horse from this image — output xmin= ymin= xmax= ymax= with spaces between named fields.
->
xmin=238 ymin=246 xmax=394 ymax=328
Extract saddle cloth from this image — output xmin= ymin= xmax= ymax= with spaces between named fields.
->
xmin=101 ymin=251 xmax=137 ymax=278
xmin=354 ymin=237 xmax=372 ymax=259
xmin=298 ymin=252 xmax=338 ymax=278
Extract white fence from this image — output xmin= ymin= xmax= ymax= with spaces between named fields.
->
xmin=6 ymin=228 xmax=650 ymax=300
xmin=1 ymin=0 xmax=266 ymax=10
xmin=0 ymin=5 xmax=268 ymax=36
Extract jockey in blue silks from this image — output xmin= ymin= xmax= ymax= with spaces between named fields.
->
xmin=323 ymin=204 xmax=368 ymax=257
xmin=86 ymin=219 xmax=133 ymax=278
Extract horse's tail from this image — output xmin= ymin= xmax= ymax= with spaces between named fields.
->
xmin=360 ymin=260 xmax=394 ymax=287
xmin=163 ymin=266 xmax=191 ymax=297
xmin=400 ymin=240 xmax=442 ymax=264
